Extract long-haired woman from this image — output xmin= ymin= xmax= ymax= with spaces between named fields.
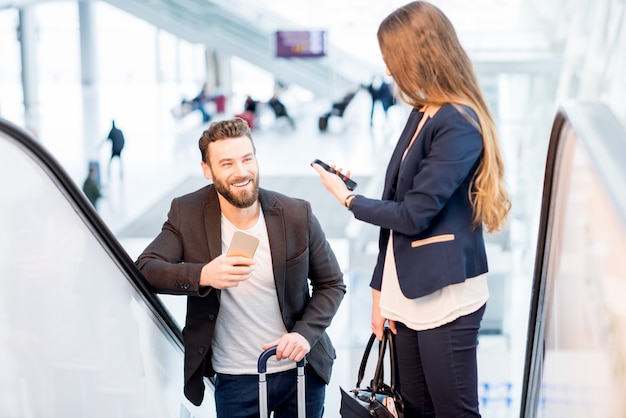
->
xmin=313 ymin=2 xmax=511 ymax=416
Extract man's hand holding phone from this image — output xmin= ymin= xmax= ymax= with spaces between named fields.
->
xmin=200 ymin=232 xmax=259 ymax=289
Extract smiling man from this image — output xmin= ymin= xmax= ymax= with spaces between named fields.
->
xmin=135 ymin=118 xmax=346 ymax=417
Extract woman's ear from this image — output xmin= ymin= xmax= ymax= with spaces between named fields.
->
xmin=201 ymin=161 xmax=212 ymax=180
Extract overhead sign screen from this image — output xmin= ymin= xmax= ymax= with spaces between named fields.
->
xmin=275 ymin=30 xmax=326 ymax=58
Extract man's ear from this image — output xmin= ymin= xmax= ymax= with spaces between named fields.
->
xmin=201 ymin=161 xmax=212 ymax=180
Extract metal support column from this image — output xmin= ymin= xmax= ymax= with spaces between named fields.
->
xmin=78 ymin=0 xmax=101 ymax=162
xmin=18 ymin=6 xmax=40 ymax=138
xmin=212 ymin=50 xmax=232 ymax=109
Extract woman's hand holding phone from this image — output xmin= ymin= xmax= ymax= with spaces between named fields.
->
xmin=311 ymin=159 xmax=357 ymax=190
xmin=311 ymin=159 xmax=357 ymax=206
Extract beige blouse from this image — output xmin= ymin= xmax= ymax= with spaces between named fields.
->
xmin=379 ymin=235 xmax=488 ymax=331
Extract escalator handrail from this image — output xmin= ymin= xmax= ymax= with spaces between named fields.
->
xmin=520 ymin=100 xmax=626 ymax=417
xmin=0 ymin=117 xmax=183 ymax=348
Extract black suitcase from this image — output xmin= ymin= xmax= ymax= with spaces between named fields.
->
xmin=318 ymin=114 xmax=329 ymax=132
xmin=257 ymin=346 xmax=306 ymax=418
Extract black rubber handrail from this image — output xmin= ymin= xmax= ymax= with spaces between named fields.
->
xmin=0 ymin=117 xmax=183 ymax=348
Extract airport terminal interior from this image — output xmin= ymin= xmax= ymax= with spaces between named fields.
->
xmin=1 ymin=0 xmax=626 ymax=417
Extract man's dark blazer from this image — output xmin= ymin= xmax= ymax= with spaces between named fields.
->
xmin=136 ymin=185 xmax=346 ymax=406
xmin=350 ymin=104 xmax=488 ymax=298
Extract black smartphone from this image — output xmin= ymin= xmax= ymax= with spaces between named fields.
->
xmin=311 ymin=159 xmax=357 ymax=191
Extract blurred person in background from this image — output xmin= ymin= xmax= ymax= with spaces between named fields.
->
xmin=102 ymin=119 xmax=125 ymax=182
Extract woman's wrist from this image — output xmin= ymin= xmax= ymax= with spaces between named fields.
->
xmin=344 ymin=193 xmax=357 ymax=210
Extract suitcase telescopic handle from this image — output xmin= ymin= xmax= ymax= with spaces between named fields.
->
xmin=258 ymin=346 xmax=307 ymax=418
xmin=257 ymin=346 xmax=306 ymax=373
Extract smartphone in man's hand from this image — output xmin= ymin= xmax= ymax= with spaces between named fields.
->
xmin=227 ymin=231 xmax=259 ymax=258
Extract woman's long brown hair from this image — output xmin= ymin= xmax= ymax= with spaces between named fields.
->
xmin=378 ymin=1 xmax=511 ymax=233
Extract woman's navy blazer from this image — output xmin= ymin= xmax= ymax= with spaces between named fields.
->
xmin=350 ymin=104 xmax=488 ymax=298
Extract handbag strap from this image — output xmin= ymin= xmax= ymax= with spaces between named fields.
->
xmin=355 ymin=327 xmax=399 ymax=394
xmin=371 ymin=330 xmax=388 ymax=392
xmin=355 ymin=331 xmax=378 ymax=388
xmin=386 ymin=327 xmax=398 ymax=393
xmin=371 ymin=327 xmax=398 ymax=394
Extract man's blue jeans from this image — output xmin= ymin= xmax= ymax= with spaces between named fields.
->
xmin=214 ymin=364 xmax=325 ymax=417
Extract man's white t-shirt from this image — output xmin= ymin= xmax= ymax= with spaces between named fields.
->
xmin=211 ymin=209 xmax=294 ymax=375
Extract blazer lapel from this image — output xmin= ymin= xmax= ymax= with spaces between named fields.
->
xmin=203 ymin=186 xmax=223 ymax=259
xmin=259 ymin=190 xmax=286 ymax=310
xmin=384 ymin=108 xmax=423 ymax=199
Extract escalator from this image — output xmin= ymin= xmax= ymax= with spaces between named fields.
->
xmin=104 ymin=0 xmax=366 ymax=98
xmin=0 ymin=118 xmax=215 ymax=417
xmin=521 ymin=101 xmax=626 ymax=417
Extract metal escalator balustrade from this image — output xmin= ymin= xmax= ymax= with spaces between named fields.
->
xmin=104 ymin=0 xmax=372 ymax=98
xmin=0 ymin=118 xmax=216 ymax=417
xmin=521 ymin=101 xmax=626 ymax=417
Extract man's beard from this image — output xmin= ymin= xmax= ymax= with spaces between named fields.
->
xmin=213 ymin=175 xmax=259 ymax=208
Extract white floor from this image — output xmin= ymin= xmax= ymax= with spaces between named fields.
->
xmin=4 ymin=85 xmax=529 ymax=417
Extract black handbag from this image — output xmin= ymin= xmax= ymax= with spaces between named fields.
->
xmin=340 ymin=327 xmax=404 ymax=418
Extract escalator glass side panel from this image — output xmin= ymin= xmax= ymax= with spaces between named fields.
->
xmin=0 ymin=126 xmax=215 ymax=417
xmin=522 ymin=102 xmax=626 ymax=417
xmin=538 ymin=123 xmax=626 ymax=417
